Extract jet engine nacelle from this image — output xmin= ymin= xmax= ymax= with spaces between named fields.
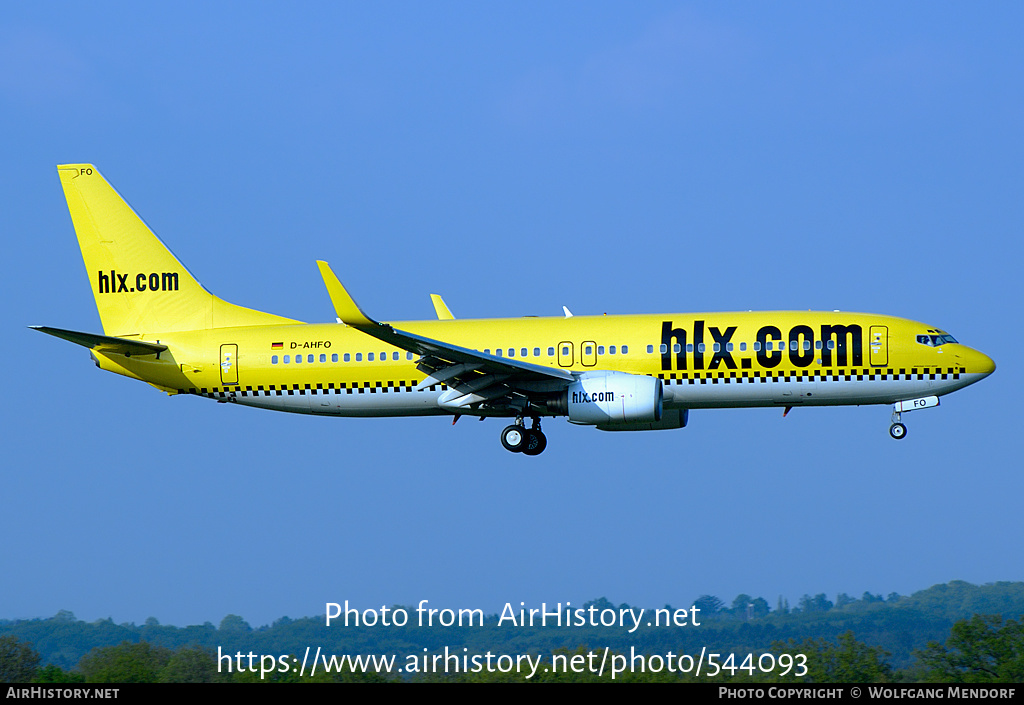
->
xmin=565 ymin=371 xmax=663 ymax=426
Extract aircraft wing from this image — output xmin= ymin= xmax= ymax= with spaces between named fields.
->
xmin=30 ymin=326 xmax=169 ymax=356
xmin=317 ymin=261 xmax=573 ymax=410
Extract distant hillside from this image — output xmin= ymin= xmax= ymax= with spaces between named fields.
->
xmin=3 ymin=581 xmax=1022 ymax=672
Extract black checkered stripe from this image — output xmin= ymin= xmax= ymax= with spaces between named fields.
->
xmin=179 ymin=381 xmax=453 ymax=397
xmin=655 ymin=367 xmax=965 ymax=385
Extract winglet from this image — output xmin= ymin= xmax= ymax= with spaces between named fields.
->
xmin=430 ymin=294 xmax=455 ymax=320
xmin=316 ymin=261 xmax=375 ymax=327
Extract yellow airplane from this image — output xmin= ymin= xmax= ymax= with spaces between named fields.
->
xmin=34 ymin=164 xmax=996 ymax=456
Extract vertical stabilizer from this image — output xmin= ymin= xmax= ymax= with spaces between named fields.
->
xmin=57 ymin=164 xmax=297 ymax=335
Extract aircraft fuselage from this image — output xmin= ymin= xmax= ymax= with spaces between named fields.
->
xmin=90 ymin=311 xmax=993 ymax=417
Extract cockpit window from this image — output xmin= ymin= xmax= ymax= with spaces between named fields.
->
xmin=916 ymin=334 xmax=958 ymax=347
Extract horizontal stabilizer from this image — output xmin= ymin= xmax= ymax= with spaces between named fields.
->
xmin=31 ymin=326 xmax=168 ymax=356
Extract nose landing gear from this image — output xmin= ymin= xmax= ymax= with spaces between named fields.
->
xmin=889 ymin=409 xmax=907 ymax=440
xmin=887 ymin=396 xmax=941 ymax=440
xmin=501 ymin=417 xmax=547 ymax=455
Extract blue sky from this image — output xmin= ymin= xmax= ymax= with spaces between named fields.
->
xmin=2 ymin=3 xmax=1021 ymax=629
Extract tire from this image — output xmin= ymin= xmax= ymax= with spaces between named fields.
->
xmin=523 ymin=430 xmax=547 ymax=456
xmin=501 ymin=425 xmax=526 ymax=452
xmin=889 ymin=423 xmax=907 ymax=440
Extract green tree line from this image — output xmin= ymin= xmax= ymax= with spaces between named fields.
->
xmin=2 ymin=581 xmax=1022 ymax=681
xmin=2 ymin=614 xmax=1022 ymax=683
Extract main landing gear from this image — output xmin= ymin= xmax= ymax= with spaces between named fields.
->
xmin=501 ymin=417 xmax=547 ymax=456
xmin=889 ymin=409 xmax=907 ymax=440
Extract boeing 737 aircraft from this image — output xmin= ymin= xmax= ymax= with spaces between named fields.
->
xmin=34 ymin=165 xmax=996 ymax=455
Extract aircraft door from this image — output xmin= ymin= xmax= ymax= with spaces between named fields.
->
xmin=869 ymin=326 xmax=888 ymax=367
xmin=581 ymin=340 xmax=597 ymax=367
xmin=220 ymin=344 xmax=239 ymax=385
xmin=557 ymin=341 xmax=574 ymax=367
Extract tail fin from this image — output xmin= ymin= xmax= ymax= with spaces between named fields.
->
xmin=57 ymin=164 xmax=297 ymax=336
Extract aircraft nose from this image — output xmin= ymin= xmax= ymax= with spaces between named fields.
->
xmin=961 ymin=347 xmax=996 ymax=376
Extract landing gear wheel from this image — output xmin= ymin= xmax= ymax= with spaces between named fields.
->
xmin=889 ymin=423 xmax=907 ymax=440
xmin=523 ymin=429 xmax=547 ymax=456
xmin=501 ymin=425 xmax=526 ymax=453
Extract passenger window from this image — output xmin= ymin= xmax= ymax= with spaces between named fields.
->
xmin=647 ymin=345 xmax=654 ymax=354
xmin=533 ymin=347 xmax=540 ymax=357
xmin=686 ymin=343 xmax=693 ymax=353
xmin=381 ymin=351 xmax=386 ymax=360
xmin=584 ymin=346 xmax=592 ymax=355
xmin=272 ymin=355 xmax=279 ymax=364
xmin=368 ymin=353 xmax=374 ymax=361
xmin=713 ymin=343 xmax=721 ymax=352
xmin=753 ymin=342 xmax=761 ymax=352
xmin=740 ymin=342 xmax=747 ymax=352
xmin=356 ymin=353 xmax=362 ymax=361
xmin=790 ymin=341 xmax=798 ymax=351
xmin=673 ymin=344 xmax=681 ymax=353
xmin=815 ymin=341 xmax=822 ymax=350
xmin=407 ymin=352 xmax=414 ymax=360
xmin=561 ymin=346 xmax=569 ymax=356
xmin=598 ymin=346 xmax=605 ymax=354
xmin=496 ymin=349 xmax=503 ymax=357
xmin=609 ymin=346 xmax=616 ymax=354
xmin=803 ymin=340 xmax=811 ymax=351
xmin=308 ymin=354 xmax=314 ymax=363
xmin=698 ymin=343 xmax=705 ymax=353
xmin=344 ymin=353 xmax=351 ymax=362
xmin=320 ymin=354 xmax=326 ymax=362
xmin=727 ymin=343 xmax=733 ymax=352
xmin=332 ymin=353 xmax=338 ymax=362
xmin=393 ymin=352 xmax=399 ymax=361
xmin=659 ymin=344 xmax=667 ymax=353
xmin=284 ymin=355 xmax=290 ymax=363
xmin=621 ymin=345 xmax=628 ymax=354
xmin=547 ymin=347 xmax=555 ymax=356
xmin=484 ymin=349 xmax=490 ymax=355
xmin=508 ymin=348 xmax=515 ymax=357
xmin=521 ymin=348 xmax=528 ymax=357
